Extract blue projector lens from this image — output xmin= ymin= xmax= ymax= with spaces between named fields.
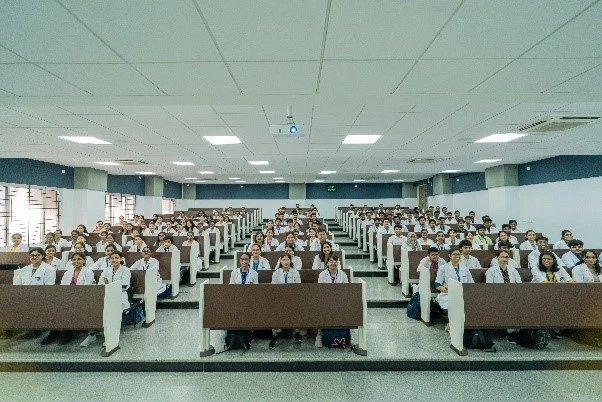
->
xmin=289 ymin=125 xmax=298 ymax=134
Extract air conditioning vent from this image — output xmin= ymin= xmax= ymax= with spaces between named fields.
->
xmin=516 ymin=116 xmax=599 ymax=133
xmin=114 ymin=160 xmax=149 ymax=165
xmin=408 ymin=158 xmax=443 ymax=164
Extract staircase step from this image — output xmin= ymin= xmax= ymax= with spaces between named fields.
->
xmin=353 ymin=270 xmax=387 ymax=277
xmin=197 ymin=271 xmax=220 ymax=279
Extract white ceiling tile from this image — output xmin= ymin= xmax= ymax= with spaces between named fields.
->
xmin=42 ymin=64 xmax=162 ymax=96
xmin=213 ymin=105 xmax=264 ymax=114
xmin=0 ymin=89 xmax=15 ymax=97
xmin=325 ymin=0 xmax=461 ymax=59
xmin=220 ymin=113 xmax=267 ymax=126
xmin=197 ymin=0 xmax=327 ymax=61
xmin=189 ymin=126 xmax=233 ymax=136
xmin=135 ymin=63 xmax=239 ymax=95
xmin=229 ymin=62 xmax=319 ymax=94
xmin=398 ymin=59 xmax=510 ymax=93
xmin=60 ymin=106 xmax=120 ymax=115
xmin=474 ymin=59 xmax=601 ymax=93
xmin=548 ymin=64 xmax=602 ymax=93
xmin=0 ymin=47 xmax=26 ymax=63
xmin=424 ymin=0 xmax=590 ymax=59
xmin=319 ymin=61 xmax=414 ymax=94
xmin=0 ymin=64 xmax=86 ymax=96
xmin=0 ymin=1 xmax=120 ymax=63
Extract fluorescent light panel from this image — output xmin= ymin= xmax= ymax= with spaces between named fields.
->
xmin=272 ymin=177 xmax=283 ymax=180
xmin=314 ymin=179 xmax=325 ymax=183
xmin=59 ymin=136 xmax=111 ymax=145
xmin=258 ymin=170 xmax=275 ymax=174
xmin=136 ymin=171 xmax=155 ymax=175
xmin=381 ymin=169 xmax=399 ymax=173
xmin=354 ymin=179 xmax=365 ymax=182
xmin=342 ymin=135 xmax=382 ymax=144
xmin=475 ymin=133 xmax=527 ymax=143
xmin=94 ymin=161 xmax=121 ymax=166
xmin=171 ymin=161 xmax=195 ymax=166
xmin=195 ymin=180 xmax=207 ymax=183
xmin=235 ymin=180 xmax=246 ymax=183
xmin=275 ymin=180 xmax=285 ymax=183
xmin=248 ymin=161 xmax=269 ymax=165
xmin=442 ymin=169 xmax=462 ymax=173
xmin=203 ymin=136 xmax=241 ymax=145
xmin=319 ymin=170 xmax=337 ymax=174
xmin=184 ymin=177 xmax=197 ymax=180
xmin=198 ymin=171 xmax=214 ymax=174
xmin=475 ymin=159 xmax=502 ymax=164
xmin=393 ymin=179 xmax=404 ymax=182
xmin=228 ymin=177 xmax=240 ymax=180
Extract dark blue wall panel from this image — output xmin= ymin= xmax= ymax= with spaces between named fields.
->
xmin=451 ymin=172 xmax=487 ymax=194
xmin=107 ymin=175 xmax=145 ymax=196
xmin=306 ymin=183 xmax=402 ymax=199
xmin=197 ymin=184 xmax=289 ymax=199
xmin=519 ymin=155 xmax=602 ymax=186
xmin=0 ymin=158 xmax=74 ymax=188
xmin=163 ymin=180 xmax=182 ymax=199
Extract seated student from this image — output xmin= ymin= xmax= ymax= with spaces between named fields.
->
xmin=425 ymin=219 xmax=438 ymax=234
xmin=64 ymin=231 xmax=79 ymax=248
xmin=519 ymin=230 xmax=538 ymax=251
xmin=41 ymin=252 xmax=96 ymax=345
xmin=553 ymin=229 xmax=573 ymax=250
xmin=436 ymin=217 xmax=450 ymax=233
xmin=127 ymin=235 xmax=147 ymax=252
xmin=249 ymin=244 xmax=271 ymax=271
xmin=414 ymin=216 xmax=427 ymax=232
xmin=432 ymin=231 xmax=450 ymax=251
xmin=462 ymin=217 xmax=476 ymax=232
xmin=41 ymin=232 xmax=59 ymax=249
xmin=306 ymin=228 xmax=320 ymax=251
xmin=317 ymin=254 xmax=348 ymax=285
xmin=379 ymin=218 xmax=395 ymax=235
xmin=184 ymin=220 xmax=198 ymax=236
xmin=316 ymin=229 xmax=339 ymax=251
xmin=181 ymin=231 xmax=199 ymax=248
xmin=531 ymin=251 xmax=574 ymax=283
xmin=65 ymin=243 xmax=94 ymax=268
xmin=130 ymin=247 xmax=170 ymax=297
xmin=292 ymin=231 xmax=306 ymax=250
xmin=473 ymin=226 xmax=493 ymax=249
xmin=560 ymin=239 xmax=584 ymax=269
xmin=367 ymin=218 xmax=382 ymax=235
xmin=173 ymin=223 xmax=187 ymax=236
xmin=499 ymin=224 xmax=519 ymax=245
xmin=71 ymin=235 xmax=92 ymax=253
xmin=262 ymin=220 xmax=279 ymax=236
xmin=269 ymin=254 xmax=303 ymax=349
xmin=96 ymin=231 xmax=110 ymax=252
xmin=445 ymin=229 xmax=460 ymax=248
xmin=91 ymin=244 xmax=117 ymax=270
xmin=54 ymin=230 xmax=71 ymax=250
xmin=435 ymin=249 xmax=475 ymax=311
xmin=275 ymin=244 xmax=302 ymax=270
xmin=418 ymin=230 xmax=434 ymax=247
xmin=163 ymin=222 xmax=176 ymax=235
xmin=572 ymin=250 xmax=602 ymax=283
xmin=493 ymin=231 xmax=513 ymax=250
xmin=491 ymin=241 xmax=519 ymax=269
xmin=280 ymin=220 xmax=295 ymax=234
xmin=482 ymin=218 xmax=495 ymax=233
xmin=247 ymin=232 xmax=268 ymax=252
xmin=312 ymin=242 xmax=338 ymax=270
xmin=202 ymin=220 xmax=220 ymax=237
xmin=418 ymin=247 xmax=447 ymax=272
xmin=13 ymin=247 xmax=56 ymax=285
xmin=403 ymin=232 xmax=421 ymax=251
xmin=528 ymin=236 xmax=565 ymax=270
xmin=464 ymin=232 xmax=481 ymax=250
xmin=105 ymin=233 xmax=122 ymax=252
xmin=455 ymin=219 xmax=468 ymax=236
xmin=508 ymin=219 xmax=523 ymax=233
xmin=230 ymin=252 xmax=259 ymax=284
xmin=102 ymin=223 xmax=113 ymax=234
xmin=92 ymin=221 xmax=104 ymax=234
xmin=4 ymin=233 xmax=29 ymax=252
xmin=458 ymin=240 xmax=482 ymax=269
xmin=263 ymin=229 xmax=279 ymax=251
xmin=43 ymin=245 xmax=64 ymax=270
xmin=276 ymin=232 xmax=304 ymax=252
xmin=156 ymin=237 xmax=178 ymax=253
xmin=486 ymin=250 xmax=522 ymax=283
xmin=153 ymin=232 xmax=167 ymax=247
xmin=75 ymin=224 xmax=89 ymax=238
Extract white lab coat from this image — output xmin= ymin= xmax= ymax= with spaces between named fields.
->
xmin=98 ymin=265 xmax=131 ymax=310
xmin=519 ymin=241 xmax=538 ymax=251
xmin=387 ymin=235 xmax=407 ymax=246
xmin=459 ymin=255 xmax=482 ymax=270
xmin=531 ymin=267 xmax=572 ymax=283
xmin=445 ymin=238 xmax=461 ymax=247
xmin=131 ymin=257 xmax=167 ymax=294
xmin=308 ymin=238 xmax=321 ymax=251
xmin=378 ymin=226 xmax=395 ymax=235
xmin=247 ymin=243 xmax=270 ymax=253
xmin=312 ymin=255 xmax=342 ymax=270
xmin=45 ymin=256 xmax=64 ymax=270
xmin=561 ymin=252 xmax=583 ymax=269
xmin=142 ymin=228 xmax=159 ymax=236
xmin=263 ymin=238 xmax=280 ymax=250
xmin=275 ymin=242 xmax=299 ymax=252
xmin=552 ymin=240 xmax=570 ymax=250
xmin=435 ymin=263 xmax=474 ymax=310
xmin=271 ymin=267 xmax=301 ymax=284
xmin=156 ymin=244 xmax=178 ymax=253
xmin=60 ymin=267 xmax=96 ymax=285
xmin=485 ymin=265 xmax=522 ymax=283
xmin=318 ymin=269 xmax=349 ymax=284
xmin=571 ymin=263 xmax=602 ymax=283
xmin=417 ymin=256 xmax=447 ymax=272
xmin=127 ymin=243 xmax=147 ymax=252
xmin=418 ymin=238 xmax=434 ymax=247
xmin=249 ymin=256 xmax=271 ymax=271
xmin=4 ymin=243 xmax=29 ymax=252
xmin=13 ymin=263 xmax=56 ymax=285
xmin=71 ymin=244 xmax=92 ymax=253
xmin=490 ymin=256 xmax=519 ymax=270
xmin=91 ymin=256 xmax=112 ymax=270
xmin=229 ymin=268 xmax=259 ymax=284
xmin=275 ymin=255 xmax=302 ymax=270
xmin=527 ymin=250 xmax=565 ymax=270
xmin=56 ymin=238 xmax=71 ymax=250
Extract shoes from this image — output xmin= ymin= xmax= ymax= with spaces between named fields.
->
xmin=506 ymin=333 xmax=517 ymax=345
xmin=314 ymin=334 xmax=323 ymax=348
xmin=80 ymin=334 xmax=97 ymax=347
xmin=294 ymin=332 xmax=302 ymax=343
xmin=269 ymin=335 xmax=278 ymax=350
xmin=552 ymin=330 xmax=564 ymax=339
xmin=41 ymin=331 xmax=61 ymax=345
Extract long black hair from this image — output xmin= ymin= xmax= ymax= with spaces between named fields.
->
xmin=538 ymin=251 xmax=559 ymax=273
xmin=582 ymin=249 xmax=602 ymax=275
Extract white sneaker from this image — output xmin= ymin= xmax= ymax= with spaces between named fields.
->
xmin=80 ymin=334 xmax=96 ymax=347
xmin=314 ymin=335 xmax=322 ymax=348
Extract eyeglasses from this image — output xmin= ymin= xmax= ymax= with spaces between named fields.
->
xmin=240 ymin=257 xmax=250 ymax=261
xmin=29 ymin=254 xmax=42 ymax=258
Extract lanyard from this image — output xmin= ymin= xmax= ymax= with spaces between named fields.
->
xmin=252 ymin=260 xmax=259 ymax=271
xmin=454 ymin=267 xmax=461 ymax=281
xmin=330 ymin=270 xmax=338 ymax=283
xmin=284 ymin=272 xmax=288 ymax=284
xmin=241 ymin=271 xmax=247 ymax=284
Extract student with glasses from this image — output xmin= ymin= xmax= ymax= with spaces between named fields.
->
xmin=13 ymin=247 xmax=56 ymax=285
xmin=230 ymin=252 xmax=258 ymax=284
xmin=131 ymin=247 xmax=170 ymax=297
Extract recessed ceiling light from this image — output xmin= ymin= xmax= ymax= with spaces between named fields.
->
xmin=235 ymin=180 xmax=246 ymax=183
xmin=314 ymin=179 xmax=325 ymax=183
xmin=203 ymin=136 xmax=242 ymax=145
xmin=136 ymin=171 xmax=155 ymax=175
xmin=354 ymin=179 xmax=365 ymax=182
xmin=272 ymin=177 xmax=283 ymax=180
xmin=475 ymin=133 xmax=527 ymax=143
xmin=474 ymin=159 xmax=502 ymax=164
xmin=319 ymin=170 xmax=337 ymax=175
xmin=171 ymin=161 xmax=195 ymax=166
xmin=442 ymin=169 xmax=462 ymax=173
xmin=195 ymin=180 xmax=207 ymax=183
xmin=198 ymin=171 xmax=215 ymax=174
xmin=229 ymin=177 xmax=240 ymax=180
xmin=275 ymin=180 xmax=285 ymax=183
xmin=94 ymin=161 xmax=121 ymax=166
xmin=381 ymin=169 xmax=399 ymax=173
xmin=393 ymin=179 xmax=404 ymax=182
xmin=342 ymin=135 xmax=382 ymax=144
xmin=258 ymin=170 xmax=276 ymax=174
xmin=248 ymin=161 xmax=269 ymax=165
xmin=59 ymin=136 xmax=111 ymax=145
xmin=184 ymin=177 xmax=197 ymax=180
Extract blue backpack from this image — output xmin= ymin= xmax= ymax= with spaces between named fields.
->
xmin=406 ymin=292 xmax=421 ymax=319
xmin=321 ymin=329 xmax=351 ymax=348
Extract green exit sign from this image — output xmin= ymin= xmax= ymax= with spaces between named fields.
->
xmin=327 ymin=185 xmax=336 ymax=192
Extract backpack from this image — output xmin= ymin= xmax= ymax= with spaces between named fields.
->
xmin=221 ymin=330 xmax=252 ymax=354
xmin=463 ymin=330 xmax=495 ymax=350
xmin=406 ymin=292 xmax=421 ymax=320
xmin=515 ymin=329 xmax=551 ymax=349
xmin=321 ymin=329 xmax=351 ymax=349
xmin=121 ymin=305 xmax=144 ymax=327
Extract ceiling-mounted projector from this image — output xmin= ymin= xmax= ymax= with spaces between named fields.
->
xmin=270 ymin=123 xmax=303 ymax=136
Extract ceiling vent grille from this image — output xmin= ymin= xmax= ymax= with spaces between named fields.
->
xmin=114 ymin=160 xmax=149 ymax=165
xmin=516 ymin=116 xmax=599 ymax=133
xmin=408 ymin=158 xmax=443 ymax=164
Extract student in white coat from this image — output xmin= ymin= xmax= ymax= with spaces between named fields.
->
xmin=458 ymin=240 xmax=482 ymax=270
xmin=552 ymin=230 xmax=573 ymax=250
xmin=387 ymin=225 xmax=407 ymax=246
xmin=312 ymin=242 xmax=339 ymax=270
xmin=41 ymin=252 xmax=96 ymax=345
xmin=97 ymin=250 xmax=132 ymax=310
xmin=571 ymin=250 xmax=602 ymax=283
xmin=531 ymin=251 xmax=574 ymax=283
xmin=5 ymin=233 xmax=29 ymax=252
xmin=269 ymin=254 xmax=303 ymax=349
xmin=519 ymin=230 xmax=538 ymax=251
xmin=306 ymin=228 xmax=320 ymax=251
xmin=156 ymin=237 xmax=178 ymax=253
xmin=528 ymin=236 xmax=565 ymax=270
xmin=435 ymin=250 xmax=475 ymax=311
xmin=249 ymin=244 xmax=271 ymax=271
xmin=275 ymin=245 xmax=303 ymax=270
xmin=263 ymin=229 xmax=280 ymax=251
xmin=560 ymin=239 xmax=584 ymax=269
xmin=418 ymin=230 xmax=434 ymax=248
xmin=464 ymin=233 xmax=482 ymax=250
xmin=91 ymin=244 xmax=118 ymax=270
xmin=230 ymin=252 xmax=259 ymax=284
xmin=486 ymin=250 xmax=522 ymax=283
xmin=105 ymin=234 xmax=122 ymax=252
xmin=445 ymin=229 xmax=461 ymax=248
xmin=418 ymin=247 xmax=447 ymax=272
xmin=131 ymin=247 xmax=169 ymax=296
xmin=43 ymin=245 xmax=64 ymax=270
xmin=127 ymin=235 xmax=147 ymax=253
xmin=13 ymin=247 xmax=56 ymax=285
xmin=315 ymin=255 xmax=349 ymax=347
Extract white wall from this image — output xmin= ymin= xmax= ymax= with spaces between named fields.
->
xmin=58 ymin=188 xmax=105 ymax=232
